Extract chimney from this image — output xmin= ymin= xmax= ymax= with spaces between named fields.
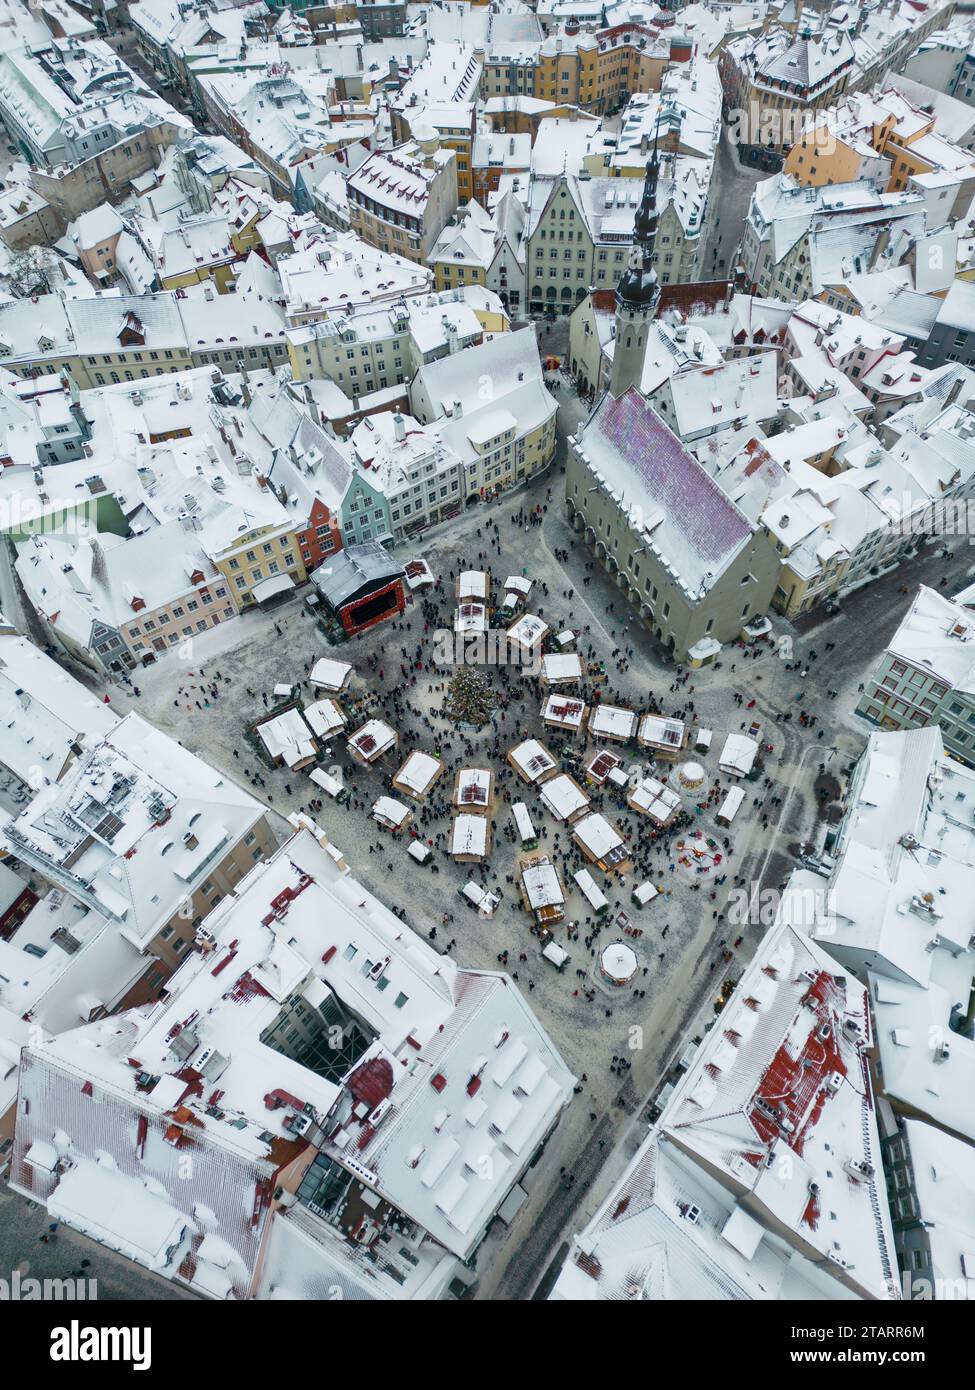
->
xmin=453 ymin=398 xmax=463 ymax=418
xmin=393 ymin=413 xmax=406 ymax=442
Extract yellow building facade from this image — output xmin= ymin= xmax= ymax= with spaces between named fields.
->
xmin=210 ymin=521 xmax=308 ymax=607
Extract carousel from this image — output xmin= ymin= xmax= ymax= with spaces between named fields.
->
xmin=676 ymin=760 xmax=706 ymax=792
xmin=674 ymin=830 xmax=723 ymax=881
xmin=600 ymin=940 xmax=638 ymax=987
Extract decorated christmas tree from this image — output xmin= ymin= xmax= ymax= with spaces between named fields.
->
xmin=446 ymin=668 xmax=498 ymax=726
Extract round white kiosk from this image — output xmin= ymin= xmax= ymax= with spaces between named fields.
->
xmin=677 ymin=760 xmax=706 ymax=791
xmin=600 ymin=940 xmax=638 ymax=987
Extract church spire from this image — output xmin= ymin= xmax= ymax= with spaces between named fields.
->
xmin=632 ymin=117 xmax=661 ymax=256
xmin=616 ymin=115 xmax=662 ymax=311
xmin=609 ymin=114 xmax=662 ymax=398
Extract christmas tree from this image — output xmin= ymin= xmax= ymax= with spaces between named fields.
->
xmin=446 ymin=668 xmax=498 ymax=726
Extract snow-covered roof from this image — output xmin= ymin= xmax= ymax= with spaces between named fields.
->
xmin=870 ymin=969 xmax=975 ymax=1146
xmin=454 ymin=602 xmax=488 ymax=634
xmin=347 ymin=144 xmax=453 ymax=217
xmin=302 ymin=699 xmax=345 ymax=741
xmin=507 ymin=613 xmax=548 ymax=650
xmin=658 ymin=914 xmax=898 ymax=1300
xmin=540 ymin=653 xmax=582 ymax=684
xmin=539 ymin=773 xmax=590 ymax=823
xmin=0 ymin=634 xmax=117 ymax=791
xmin=257 ymin=708 xmax=317 ymax=769
xmin=541 ymin=695 xmax=585 ymax=729
xmin=551 ymin=1127 xmax=857 ymax=1302
xmin=520 ymin=858 xmax=564 ymax=912
xmin=9 ymin=825 xmax=573 ymax=1291
xmin=453 ymin=768 xmax=492 ymax=808
xmin=589 ymin=703 xmax=637 ymax=740
xmin=897 ymin=1118 xmax=975 ymax=1296
xmin=347 ymin=719 xmax=396 ymax=761
xmin=450 ymin=814 xmax=487 ymax=857
xmin=934 ymin=277 xmax=975 ymax=333
xmin=49 ymin=1159 xmax=193 ymax=1272
xmin=502 ymin=575 xmax=532 ymax=598
xmin=457 ymin=569 xmax=489 ymax=599
xmin=878 ymin=584 xmax=975 ymax=693
xmin=508 ymin=738 xmax=556 ymax=782
xmin=309 ymin=658 xmax=353 ymax=692
xmin=629 ymin=776 xmax=681 ymax=822
xmin=6 ymin=712 xmax=263 ymax=950
xmin=805 ymin=725 xmax=975 ymax=1145
xmin=576 ymin=389 xmax=754 ymax=599
xmin=718 ymin=733 xmax=758 ymax=776
xmin=394 ymin=750 xmax=442 ymax=796
xmin=572 ymin=812 xmax=626 ymax=862
xmin=278 ymin=230 xmax=431 ymax=319
xmin=638 ymin=715 xmax=686 ymax=751
xmin=372 ymin=796 xmax=411 ymax=829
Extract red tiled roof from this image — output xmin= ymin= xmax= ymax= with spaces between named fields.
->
xmin=348 ymin=1056 xmax=395 ymax=1111
xmin=589 ymin=389 xmax=752 ymax=587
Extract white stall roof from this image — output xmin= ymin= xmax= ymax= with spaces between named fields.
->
xmin=632 ymin=881 xmax=659 ymax=905
xmin=590 ymin=704 xmax=637 ymax=739
xmin=257 ymin=709 xmax=316 ymax=768
xmin=503 ymin=576 xmax=532 ymax=596
xmin=574 ymin=813 xmax=624 ymax=859
xmin=573 ymin=868 xmax=608 ymax=910
xmin=451 ymin=815 xmax=488 ymax=857
xmin=372 ymin=796 xmax=411 ymax=828
xmin=719 ymin=734 xmax=758 ymax=777
xmin=639 ymin=714 xmax=686 ymax=749
xmin=542 ymin=695 xmax=585 ymax=727
xmin=541 ymin=653 xmax=583 ymax=683
xmin=522 ymin=861 xmax=564 ymax=910
xmin=540 ymin=773 xmax=590 ymax=822
xmin=303 ymin=698 xmax=345 ymax=739
xmin=509 ymin=738 xmax=556 ymax=782
xmin=511 ymin=802 xmax=536 ymax=842
xmin=718 ymin=786 xmax=746 ymax=821
xmin=458 ymin=570 xmax=489 ymax=599
xmin=396 ymin=750 xmax=442 ymax=795
xmin=309 ymin=658 xmax=353 ymax=691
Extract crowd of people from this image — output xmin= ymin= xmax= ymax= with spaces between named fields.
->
xmin=248 ymin=551 xmax=773 ymax=1013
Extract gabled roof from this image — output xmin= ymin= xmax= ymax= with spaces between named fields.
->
xmin=660 ymin=913 xmax=898 ymax=1300
xmin=552 ymin=1129 xmax=857 ymax=1302
xmin=577 ymin=388 xmax=754 ymax=597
